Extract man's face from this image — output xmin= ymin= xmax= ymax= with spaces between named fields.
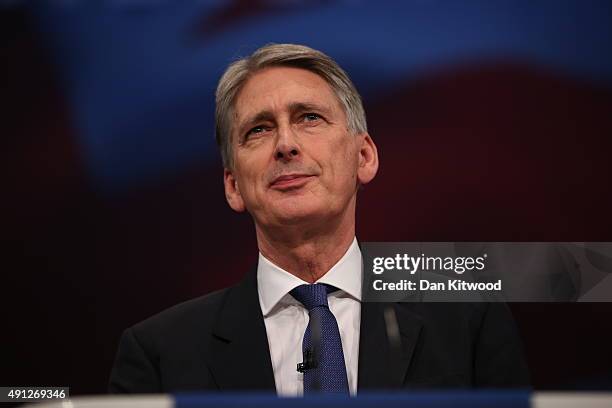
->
xmin=223 ymin=66 xmax=377 ymax=230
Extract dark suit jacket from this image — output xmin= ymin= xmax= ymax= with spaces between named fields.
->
xmin=109 ymin=269 xmax=530 ymax=392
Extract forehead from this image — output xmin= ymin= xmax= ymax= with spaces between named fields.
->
xmin=233 ymin=66 xmax=342 ymax=121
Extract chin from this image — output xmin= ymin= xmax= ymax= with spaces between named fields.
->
xmin=272 ymin=203 xmax=328 ymax=226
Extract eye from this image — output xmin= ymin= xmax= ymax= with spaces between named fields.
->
xmin=245 ymin=125 xmax=267 ymax=138
xmin=303 ymin=113 xmax=321 ymax=122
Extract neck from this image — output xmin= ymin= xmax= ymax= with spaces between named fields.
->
xmin=255 ymin=203 xmax=356 ymax=283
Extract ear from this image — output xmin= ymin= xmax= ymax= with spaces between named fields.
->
xmin=356 ymin=133 xmax=379 ymax=185
xmin=223 ymin=168 xmax=246 ymax=212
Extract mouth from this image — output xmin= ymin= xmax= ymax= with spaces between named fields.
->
xmin=269 ymin=174 xmax=315 ymax=190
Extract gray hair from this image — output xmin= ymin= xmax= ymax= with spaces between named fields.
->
xmin=215 ymin=43 xmax=368 ymax=169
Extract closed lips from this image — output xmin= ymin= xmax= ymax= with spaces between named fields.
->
xmin=270 ymin=174 xmax=313 ymax=186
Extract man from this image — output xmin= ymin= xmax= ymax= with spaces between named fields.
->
xmin=109 ymin=43 xmax=529 ymax=395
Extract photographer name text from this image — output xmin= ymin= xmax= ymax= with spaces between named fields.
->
xmin=372 ymin=279 xmax=502 ymax=291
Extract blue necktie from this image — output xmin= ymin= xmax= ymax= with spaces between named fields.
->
xmin=290 ymin=284 xmax=349 ymax=394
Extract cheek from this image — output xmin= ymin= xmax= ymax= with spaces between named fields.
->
xmin=239 ymin=156 xmax=267 ymax=204
xmin=321 ymin=140 xmax=359 ymax=190
xmin=335 ymin=138 xmax=359 ymax=172
xmin=234 ymin=164 xmax=258 ymax=200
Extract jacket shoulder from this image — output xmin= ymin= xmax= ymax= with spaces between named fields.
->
xmin=129 ymin=287 xmax=231 ymax=353
xmin=109 ymin=287 xmax=238 ymax=393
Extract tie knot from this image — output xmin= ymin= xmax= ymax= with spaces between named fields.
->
xmin=290 ymin=284 xmax=335 ymax=311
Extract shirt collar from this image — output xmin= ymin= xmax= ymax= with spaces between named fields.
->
xmin=257 ymin=237 xmax=362 ymax=317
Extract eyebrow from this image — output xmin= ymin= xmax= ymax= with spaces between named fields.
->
xmin=237 ymin=101 xmax=333 ymax=138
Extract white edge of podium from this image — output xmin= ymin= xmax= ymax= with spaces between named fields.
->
xmin=22 ymin=395 xmax=173 ymax=408
xmin=532 ymin=392 xmax=612 ymax=408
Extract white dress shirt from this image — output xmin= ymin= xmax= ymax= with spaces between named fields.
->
xmin=257 ymin=237 xmax=362 ymax=396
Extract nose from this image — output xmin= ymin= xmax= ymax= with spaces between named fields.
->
xmin=274 ymin=124 xmax=300 ymax=162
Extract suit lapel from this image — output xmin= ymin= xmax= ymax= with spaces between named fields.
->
xmin=207 ymin=268 xmax=276 ymax=391
xmin=357 ymin=302 xmax=423 ymax=390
